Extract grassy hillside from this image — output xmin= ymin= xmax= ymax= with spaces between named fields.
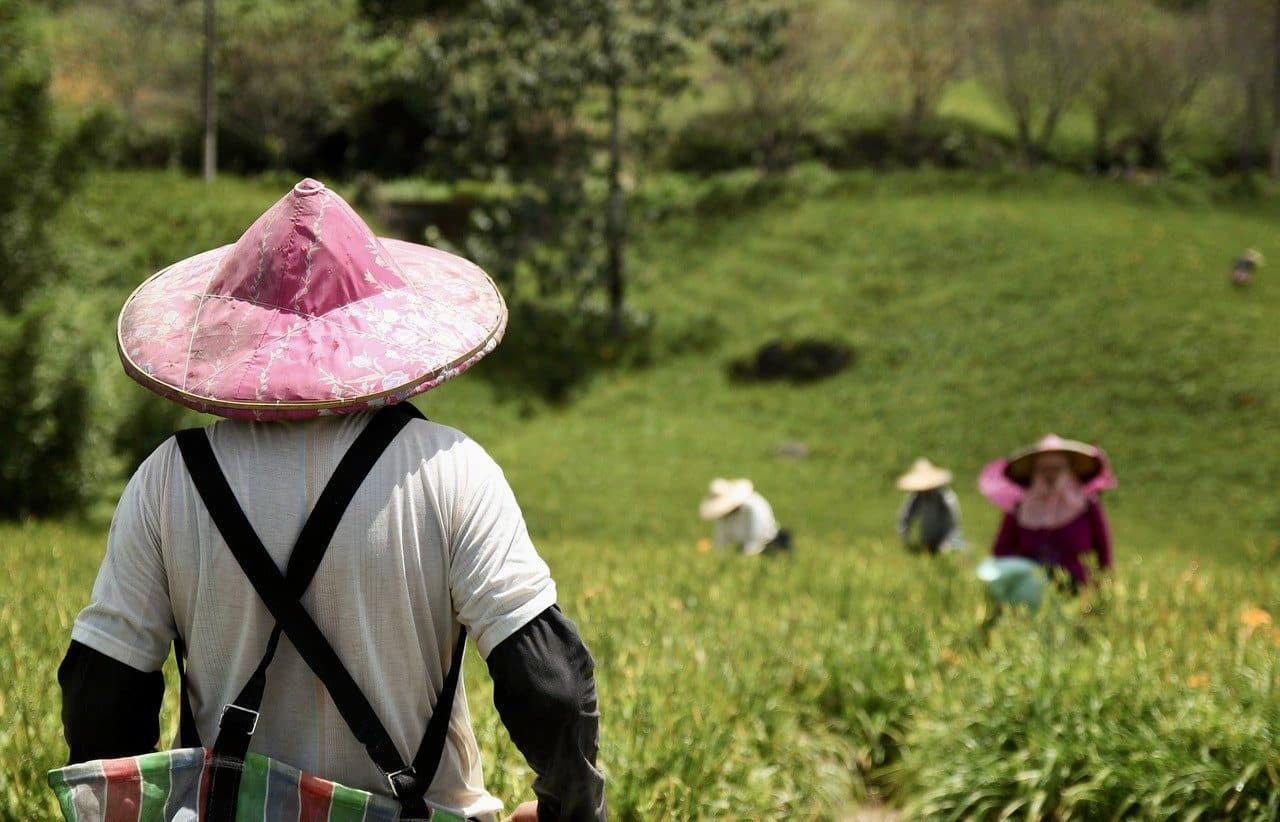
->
xmin=49 ymin=170 xmax=1280 ymax=557
xmin=437 ymin=170 xmax=1280 ymax=560
xmin=2 ymin=169 xmax=1278 ymax=817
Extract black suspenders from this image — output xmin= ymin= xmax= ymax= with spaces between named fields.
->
xmin=174 ymin=403 xmax=465 ymax=820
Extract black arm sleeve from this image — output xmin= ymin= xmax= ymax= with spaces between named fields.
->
xmin=486 ymin=605 xmax=606 ymax=822
xmin=58 ymin=640 xmax=165 ymax=765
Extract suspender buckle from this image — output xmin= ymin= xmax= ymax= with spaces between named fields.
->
xmin=219 ymin=704 xmax=260 ymax=735
xmin=386 ymin=765 xmax=419 ymax=798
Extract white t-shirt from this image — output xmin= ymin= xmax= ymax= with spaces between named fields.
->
xmin=71 ymin=412 xmax=558 ymax=820
xmin=713 ymin=492 xmax=779 ymax=556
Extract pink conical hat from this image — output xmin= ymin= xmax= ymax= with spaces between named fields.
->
xmin=117 ymin=178 xmax=506 ymax=420
xmin=978 ymin=434 xmax=1116 ymax=513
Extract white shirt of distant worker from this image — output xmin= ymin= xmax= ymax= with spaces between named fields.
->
xmin=699 ymin=478 xmax=780 ymax=555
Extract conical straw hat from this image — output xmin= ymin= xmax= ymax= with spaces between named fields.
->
xmin=896 ymin=458 xmax=953 ymax=492
xmin=1002 ymin=434 xmax=1102 ymax=486
xmin=117 ymin=178 xmax=506 ymax=421
xmin=699 ymin=478 xmax=754 ymax=520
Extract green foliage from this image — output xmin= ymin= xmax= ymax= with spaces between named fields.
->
xmin=0 ymin=0 xmax=78 ymax=312
xmin=216 ymin=0 xmax=361 ymax=171
xmin=705 ymin=0 xmax=849 ymax=172
xmin=0 ymin=290 xmax=116 ymax=517
xmin=0 ymin=0 xmax=115 ymax=517
xmin=3 ymin=525 xmax=1277 ymax=817
xmin=475 ymin=300 xmax=658 ymax=404
xmin=901 ymin=577 xmax=1280 ymax=818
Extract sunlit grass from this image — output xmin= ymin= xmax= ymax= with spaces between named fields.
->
xmin=3 ymin=525 xmax=1277 ymax=818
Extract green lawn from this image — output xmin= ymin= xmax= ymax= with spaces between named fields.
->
xmin=1 ymin=169 xmax=1278 ymax=818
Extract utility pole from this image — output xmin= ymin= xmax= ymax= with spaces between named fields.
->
xmin=203 ymin=0 xmax=217 ymax=182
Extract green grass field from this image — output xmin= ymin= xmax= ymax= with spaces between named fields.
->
xmin=1 ymin=169 xmax=1279 ymax=818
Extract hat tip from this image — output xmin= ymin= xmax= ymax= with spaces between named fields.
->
xmin=293 ymin=178 xmax=326 ymax=196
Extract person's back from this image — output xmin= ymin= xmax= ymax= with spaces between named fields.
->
xmin=76 ymin=413 xmax=551 ymax=815
xmin=903 ymin=489 xmax=957 ymax=553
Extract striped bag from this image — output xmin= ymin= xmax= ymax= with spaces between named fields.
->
xmin=48 ymin=405 xmax=469 ymax=822
xmin=48 ymin=749 xmax=464 ymax=822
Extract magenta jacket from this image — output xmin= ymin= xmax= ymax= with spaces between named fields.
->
xmin=993 ymin=500 xmax=1113 ymax=585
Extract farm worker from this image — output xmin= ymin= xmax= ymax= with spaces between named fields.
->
xmin=699 ymin=478 xmax=792 ymax=555
xmin=979 ymin=434 xmax=1116 ymax=591
xmin=1231 ymin=248 xmax=1263 ymax=286
xmin=55 ymin=180 xmax=605 ymax=822
xmin=895 ymin=457 xmax=965 ymax=554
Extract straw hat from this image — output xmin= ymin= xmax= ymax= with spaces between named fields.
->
xmin=116 ymin=178 xmax=507 ymax=421
xmin=699 ymin=478 xmax=754 ymax=520
xmin=896 ymin=458 xmax=953 ymax=492
xmin=1002 ymin=434 xmax=1102 ymax=486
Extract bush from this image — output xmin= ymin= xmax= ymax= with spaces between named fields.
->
xmin=811 ymin=116 xmax=1019 ymax=171
xmin=476 ymin=300 xmax=658 ymax=404
xmin=665 ymin=109 xmax=779 ymax=174
xmin=0 ymin=0 xmax=80 ymax=313
xmin=728 ymin=338 xmax=854 ymax=384
xmin=0 ymin=292 xmax=117 ymax=518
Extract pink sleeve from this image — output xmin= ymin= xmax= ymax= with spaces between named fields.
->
xmin=992 ymin=512 xmax=1018 ymax=557
xmin=1090 ymin=501 xmax=1113 ymax=570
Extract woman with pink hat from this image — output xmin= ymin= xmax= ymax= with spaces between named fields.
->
xmin=53 ymin=180 xmax=604 ymax=822
xmin=980 ymin=434 xmax=1116 ymax=591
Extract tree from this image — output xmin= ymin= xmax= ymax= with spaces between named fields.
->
xmin=870 ymin=0 xmax=965 ymax=127
xmin=0 ymin=0 xmax=81 ymax=312
xmin=216 ymin=0 xmax=361 ymax=170
xmin=969 ymin=0 xmax=1091 ymax=166
xmin=1209 ymin=0 xmax=1275 ymax=171
xmin=366 ymin=0 xmax=724 ymax=330
xmin=577 ymin=0 xmax=722 ymax=329
xmin=1082 ymin=1 xmax=1211 ymax=170
xmin=709 ymin=0 xmax=848 ymax=171
xmin=48 ymin=0 xmax=199 ymax=166
xmin=0 ymin=0 xmax=112 ymax=517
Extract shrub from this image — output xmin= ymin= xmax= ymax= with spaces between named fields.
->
xmin=665 ymin=109 xmax=778 ymax=174
xmin=728 ymin=338 xmax=854 ymax=384
xmin=0 ymin=291 xmax=117 ymax=518
xmin=476 ymin=300 xmax=658 ymax=404
xmin=0 ymin=0 xmax=80 ymax=312
xmin=811 ymin=116 xmax=1019 ymax=171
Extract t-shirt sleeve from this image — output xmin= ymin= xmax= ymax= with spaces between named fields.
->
xmin=447 ymin=440 xmax=557 ymax=659
xmin=70 ymin=448 xmax=176 ymax=673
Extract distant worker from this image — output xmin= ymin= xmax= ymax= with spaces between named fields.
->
xmin=895 ymin=458 xmax=964 ymax=554
xmin=1231 ymin=248 xmax=1263 ymax=287
xmin=699 ymin=478 xmax=791 ymax=556
xmin=980 ymin=434 xmax=1115 ymax=592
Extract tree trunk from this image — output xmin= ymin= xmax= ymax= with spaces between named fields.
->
xmin=202 ymin=0 xmax=217 ymax=182
xmin=1271 ymin=0 xmax=1280 ymax=178
xmin=1092 ymin=112 xmax=1111 ymax=174
xmin=603 ymin=18 xmax=626 ymax=334
xmin=1244 ymin=77 xmax=1262 ymax=173
xmin=1013 ymin=110 xmax=1036 ymax=169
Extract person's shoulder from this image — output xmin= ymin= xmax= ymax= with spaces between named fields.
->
xmin=401 ymin=417 xmax=501 ymax=469
xmin=403 ymin=416 xmax=475 ymax=449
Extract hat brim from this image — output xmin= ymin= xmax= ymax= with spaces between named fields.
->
xmin=699 ymin=483 xmax=753 ymax=520
xmin=118 ymin=238 xmax=506 ymax=421
xmin=897 ymin=469 xmax=953 ymax=492
xmin=1003 ymin=441 xmax=1101 ymax=486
